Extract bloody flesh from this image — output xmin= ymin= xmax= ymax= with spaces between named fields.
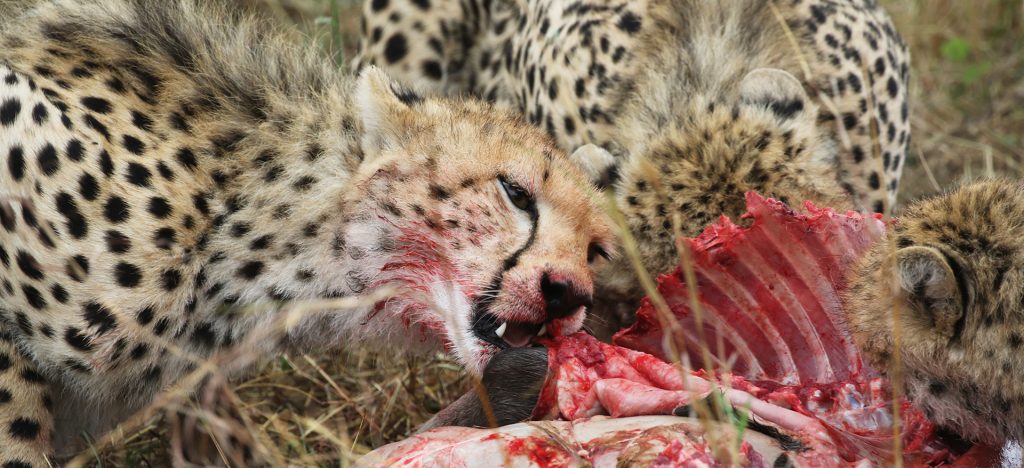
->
xmin=531 ymin=193 xmax=973 ymax=465
xmin=362 ymin=416 xmax=795 ymax=467
xmin=614 ymin=192 xmax=884 ymax=384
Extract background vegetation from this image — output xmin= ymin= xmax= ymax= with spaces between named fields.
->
xmin=1 ymin=0 xmax=1021 ymax=465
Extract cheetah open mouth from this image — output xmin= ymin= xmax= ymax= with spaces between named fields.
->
xmin=471 ymin=310 xmax=546 ymax=349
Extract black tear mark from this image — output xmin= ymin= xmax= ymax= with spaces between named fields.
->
xmin=471 ymin=202 xmax=540 ymax=332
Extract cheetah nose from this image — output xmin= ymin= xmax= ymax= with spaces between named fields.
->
xmin=540 ymin=272 xmax=592 ymax=320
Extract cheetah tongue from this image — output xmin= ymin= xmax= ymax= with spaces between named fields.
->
xmin=613 ymin=192 xmax=887 ymax=385
xmin=497 ymin=322 xmax=539 ymax=348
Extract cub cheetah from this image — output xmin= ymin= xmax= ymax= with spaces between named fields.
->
xmin=0 ymin=0 xmax=613 ymax=463
xmin=846 ymin=179 xmax=1024 ymax=445
xmin=356 ymin=0 xmax=911 ymax=325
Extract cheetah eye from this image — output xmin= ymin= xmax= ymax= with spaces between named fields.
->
xmin=588 ymin=243 xmax=610 ymax=263
xmin=499 ymin=176 xmax=534 ymax=211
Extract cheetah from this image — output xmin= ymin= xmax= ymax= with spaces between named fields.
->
xmin=0 ymin=0 xmax=614 ymax=463
xmin=846 ymin=179 xmax=1024 ymax=446
xmin=356 ymin=0 xmax=911 ymax=329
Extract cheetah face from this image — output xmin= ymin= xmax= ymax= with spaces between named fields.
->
xmin=462 ymin=174 xmax=613 ymax=354
xmin=348 ymin=68 xmax=614 ymax=372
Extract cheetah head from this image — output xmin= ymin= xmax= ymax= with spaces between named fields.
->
xmin=619 ymin=68 xmax=850 ymax=234
xmin=340 ymin=68 xmax=614 ymax=372
xmin=844 ymin=180 xmax=1024 ymax=444
xmin=578 ymin=68 xmax=854 ymax=288
xmin=577 ymin=67 xmax=856 ymax=278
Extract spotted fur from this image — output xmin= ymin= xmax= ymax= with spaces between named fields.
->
xmin=846 ymin=179 xmax=1024 ymax=445
xmin=0 ymin=0 xmax=612 ymax=462
xmin=356 ymin=0 xmax=911 ymax=328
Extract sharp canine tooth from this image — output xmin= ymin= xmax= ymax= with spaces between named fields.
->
xmin=495 ymin=322 xmax=508 ymax=338
xmin=538 ymin=323 xmax=547 ymax=336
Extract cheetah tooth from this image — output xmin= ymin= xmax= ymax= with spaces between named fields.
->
xmin=495 ymin=322 xmax=508 ymax=338
xmin=537 ymin=323 xmax=547 ymax=337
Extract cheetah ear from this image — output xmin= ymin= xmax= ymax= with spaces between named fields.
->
xmin=738 ymin=68 xmax=809 ymax=121
xmin=893 ymin=246 xmax=964 ymax=339
xmin=355 ymin=66 xmax=423 ymax=161
xmin=569 ymin=144 xmax=618 ymax=190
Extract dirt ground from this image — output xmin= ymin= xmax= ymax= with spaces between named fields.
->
xmin=1 ymin=0 xmax=1021 ymax=465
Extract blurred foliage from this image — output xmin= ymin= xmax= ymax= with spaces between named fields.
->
xmin=940 ymin=37 xmax=991 ymax=90
xmin=940 ymin=37 xmax=971 ymax=63
xmin=883 ymin=0 xmax=1024 ymax=204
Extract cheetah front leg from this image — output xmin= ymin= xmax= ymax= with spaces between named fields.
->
xmin=0 ymin=333 xmax=54 ymax=467
xmin=168 ymin=373 xmax=273 ymax=467
xmin=353 ymin=0 xmax=500 ymax=97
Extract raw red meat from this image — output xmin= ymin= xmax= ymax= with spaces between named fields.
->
xmin=361 ymin=416 xmax=790 ymax=467
xmin=614 ymin=192 xmax=885 ymax=385
xmin=532 ymin=332 xmax=964 ymax=465
xmin=529 ymin=193 xmax=974 ymax=465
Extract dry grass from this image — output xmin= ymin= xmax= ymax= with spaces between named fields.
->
xmin=5 ymin=0 xmax=1016 ymax=465
xmin=886 ymin=0 xmax=1024 ymax=204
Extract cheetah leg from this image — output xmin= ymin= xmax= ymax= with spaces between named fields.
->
xmin=168 ymin=373 xmax=273 ymax=467
xmin=353 ymin=0 xmax=492 ymax=96
xmin=0 ymin=334 xmax=54 ymax=467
